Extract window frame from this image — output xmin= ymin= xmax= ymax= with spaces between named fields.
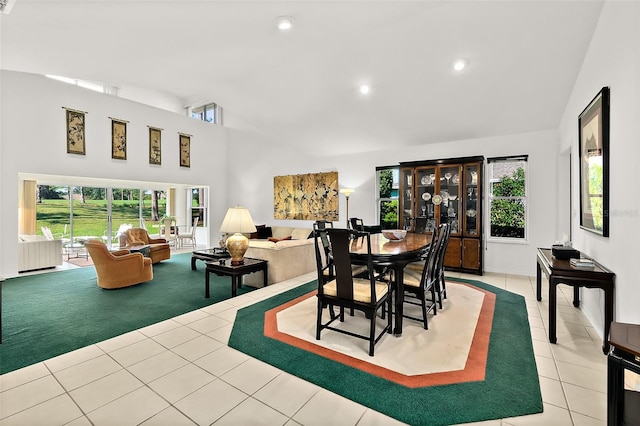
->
xmin=486 ymin=155 xmax=528 ymax=243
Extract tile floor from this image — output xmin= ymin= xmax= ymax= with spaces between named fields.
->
xmin=0 ymin=259 xmax=627 ymax=425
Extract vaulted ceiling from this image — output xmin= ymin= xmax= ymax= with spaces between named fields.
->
xmin=1 ymin=1 xmax=603 ymax=155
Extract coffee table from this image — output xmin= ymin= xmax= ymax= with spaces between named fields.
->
xmin=191 ymin=248 xmax=230 ymax=270
xmin=204 ymin=257 xmax=268 ymax=298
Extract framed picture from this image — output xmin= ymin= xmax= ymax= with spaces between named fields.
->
xmin=111 ymin=119 xmax=127 ymax=160
xmin=179 ymin=134 xmax=190 ymax=168
xmin=149 ymin=127 xmax=162 ymax=165
xmin=66 ymin=109 xmax=86 ymax=155
xmin=578 ymin=86 xmax=610 ymax=237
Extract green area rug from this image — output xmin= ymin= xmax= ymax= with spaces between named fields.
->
xmin=1 ymin=253 xmax=254 ymax=374
xmin=228 ymin=278 xmax=543 ymax=426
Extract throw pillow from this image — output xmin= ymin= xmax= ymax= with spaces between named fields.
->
xmin=257 ymin=226 xmax=272 ymax=239
xmin=250 ymin=224 xmax=265 ymax=239
xmin=268 ymin=235 xmax=292 ymax=243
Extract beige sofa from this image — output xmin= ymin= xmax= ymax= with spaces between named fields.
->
xmin=18 ymin=235 xmax=63 ymax=272
xmin=243 ymin=226 xmax=315 ymax=287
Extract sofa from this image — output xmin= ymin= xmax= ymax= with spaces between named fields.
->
xmin=243 ymin=225 xmax=315 ymax=287
xmin=18 ymin=235 xmax=63 ymax=272
xmin=123 ymin=228 xmax=171 ymax=264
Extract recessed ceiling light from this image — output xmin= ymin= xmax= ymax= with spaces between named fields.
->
xmin=359 ymin=84 xmax=371 ymax=95
xmin=275 ymin=16 xmax=293 ymax=31
xmin=452 ymin=59 xmax=468 ymax=72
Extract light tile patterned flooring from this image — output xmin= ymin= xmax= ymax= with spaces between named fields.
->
xmin=0 ymin=258 xmax=621 ymax=425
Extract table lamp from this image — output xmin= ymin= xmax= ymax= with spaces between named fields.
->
xmin=219 ymin=206 xmax=257 ymax=265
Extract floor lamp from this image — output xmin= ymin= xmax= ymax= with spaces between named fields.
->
xmin=339 ymin=188 xmax=354 ymax=228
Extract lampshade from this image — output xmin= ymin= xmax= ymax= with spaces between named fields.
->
xmin=219 ymin=206 xmax=257 ymax=265
xmin=340 ymin=188 xmax=355 ymax=197
xmin=219 ymin=206 xmax=257 ymax=234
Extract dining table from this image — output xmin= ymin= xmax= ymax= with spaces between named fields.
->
xmin=349 ymin=232 xmax=432 ymax=336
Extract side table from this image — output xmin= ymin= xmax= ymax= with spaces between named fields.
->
xmin=536 ymin=247 xmax=615 ymax=354
xmin=204 ymin=257 xmax=268 ymax=298
xmin=191 ymin=248 xmax=230 ymax=270
xmin=608 ymin=322 xmax=640 ymax=425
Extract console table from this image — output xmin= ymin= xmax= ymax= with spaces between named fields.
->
xmin=607 ymin=322 xmax=640 ymax=425
xmin=536 ymin=247 xmax=615 ymax=354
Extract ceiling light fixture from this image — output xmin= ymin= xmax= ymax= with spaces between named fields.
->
xmin=359 ymin=84 xmax=371 ymax=95
xmin=452 ymin=59 xmax=468 ymax=72
xmin=275 ymin=16 xmax=293 ymax=31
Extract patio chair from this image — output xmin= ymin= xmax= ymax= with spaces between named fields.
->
xmin=177 ymin=217 xmax=198 ymax=249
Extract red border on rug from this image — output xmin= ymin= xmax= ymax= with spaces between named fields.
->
xmin=264 ymin=281 xmax=496 ymax=388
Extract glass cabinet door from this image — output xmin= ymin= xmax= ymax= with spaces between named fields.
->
xmin=437 ymin=165 xmax=462 ymax=234
xmin=415 ymin=166 xmax=437 ymax=233
xmin=464 ymin=163 xmax=480 ymax=236
xmin=400 ymin=168 xmax=414 ymax=230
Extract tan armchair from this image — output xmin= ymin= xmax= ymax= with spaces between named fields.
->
xmin=123 ymin=228 xmax=171 ymax=264
xmin=84 ymin=240 xmax=153 ymax=289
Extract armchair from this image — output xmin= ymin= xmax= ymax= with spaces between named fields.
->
xmin=123 ymin=228 xmax=171 ymax=264
xmin=84 ymin=240 xmax=153 ymax=289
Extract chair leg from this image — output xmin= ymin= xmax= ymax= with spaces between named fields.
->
xmin=369 ymin=311 xmax=376 ymax=356
xmin=386 ymin=296 xmax=393 ymax=334
xmin=316 ymin=299 xmax=323 ymax=340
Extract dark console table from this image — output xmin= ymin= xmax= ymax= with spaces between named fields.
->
xmin=607 ymin=322 xmax=640 ymax=425
xmin=204 ymin=257 xmax=267 ymax=298
xmin=536 ymin=247 xmax=615 ymax=354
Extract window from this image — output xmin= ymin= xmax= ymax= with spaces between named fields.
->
xmin=191 ymin=103 xmax=221 ymax=124
xmin=45 ymin=75 xmax=106 ymax=93
xmin=487 ymin=156 xmax=528 ymax=240
xmin=188 ymin=187 xmax=207 ymax=227
xmin=376 ymin=166 xmax=399 ymax=229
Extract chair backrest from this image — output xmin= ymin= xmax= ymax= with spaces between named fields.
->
xmin=41 ymin=226 xmax=55 ymax=240
xmin=435 ymin=222 xmax=452 ymax=275
xmin=414 ymin=217 xmax=427 ymax=233
xmin=349 ymin=218 xmax=364 ymax=231
xmin=187 ymin=217 xmax=199 ymax=236
xmin=325 ymin=228 xmax=378 ymax=303
xmin=125 ymin=228 xmax=150 ymax=245
xmin=416 ymin=226 xmax=442 ymax=291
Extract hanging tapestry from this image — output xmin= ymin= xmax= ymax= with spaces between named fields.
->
xmin=274 ymin=172 xmax=339 ymax=220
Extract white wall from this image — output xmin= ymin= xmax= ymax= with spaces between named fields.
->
xmin=0 ymin=70 xmax=229 ymax=277
xmin=227 ymin=128 xmax=560 ymax=277
xmin=558 ymin=0 xmax=640 ymax=329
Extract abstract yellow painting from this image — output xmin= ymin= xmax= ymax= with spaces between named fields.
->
xmin=274 ymin=172 xmax=338 ymax=220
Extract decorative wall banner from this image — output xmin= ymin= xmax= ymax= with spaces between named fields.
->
xmin=148 ymin=127 xmax=162 ymax=165
xmin=111 ymin=119 xmax=127 ymax=160
xmin=274 ymin=172 xmax=339 ymax=220
xmin=65 ymin=108 xmax=86 ymax=155
xmin=179 ymin=133 xmax=190 ymax=168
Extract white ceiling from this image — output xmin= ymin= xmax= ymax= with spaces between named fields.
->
xmin=1 ymin=1 xmax=604 ymax=156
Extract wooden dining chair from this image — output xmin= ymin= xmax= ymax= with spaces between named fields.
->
xmin=313 ymin=220 xmax=335 ymax=284
xmin=313 ymin=228 xmax=393 ymax=356
xmin=401 ymin=225 xmax=442 ymax=329
xmin=433 ymin=222 xmax=452 ymax=304
xmin=349 ymin=217 xmax=365 ymax=231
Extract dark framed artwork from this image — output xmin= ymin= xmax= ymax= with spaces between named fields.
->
xmin=66 ymin=109 xmax=86 ymax=155
xmin=149 ymin=127 xmax=162 ymax=165
xmin=111 ymin=119 xmax=127 ymax=160
xmin=179 ymin=134 xmax=190 ymax=168
xmin=578 ymin=86 xmax=609 ymax=237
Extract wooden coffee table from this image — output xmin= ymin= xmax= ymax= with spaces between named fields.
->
xmin=204 ymin=257 xmax=268 ymax=298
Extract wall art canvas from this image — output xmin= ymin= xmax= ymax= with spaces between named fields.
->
xmin=111 ymin=119 xmax=127 ymax=160
xmin=578 ymin=86 xmax=609 ymax=237
xmin=149 ymin=127 xmax=162 ymax=165
xmin=66 ymin=109 xmax=85 ymax=155
xmin=179 ymin=134 xmax=190 ymax=168
xmin=274 ymin=172 xmax=339 ymax=220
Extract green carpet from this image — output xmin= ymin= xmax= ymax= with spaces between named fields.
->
xmin=0 ymin=253 xmax=255 ymax=375
xmin=228 ymin=278 xmax=543 ymax=426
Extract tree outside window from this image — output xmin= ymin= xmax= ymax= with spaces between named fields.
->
xmin=489 ymin=159 xmax=527 ymax=239
xmin=377 ymin=168 xmax=399 ymax=229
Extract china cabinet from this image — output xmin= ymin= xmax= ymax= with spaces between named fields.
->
xmin=399 ymin=156 xmax=484 ymax=274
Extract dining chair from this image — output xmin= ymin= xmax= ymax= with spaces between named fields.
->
xmin=400 ymin=225 xmax=442 ymax=329
xmin=349 ymin=217 xmax=365 ymax=231
xmin=313 ymin=220 xmax=335 ymax=284
xmin=313 ymin=228 xmax=393 ymax=356
xmin=434 ymin=221 xmax=452 ymax=304
xmin=177 ymin=217 xmax=199 ymax=249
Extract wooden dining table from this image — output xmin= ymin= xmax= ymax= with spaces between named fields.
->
xmin=349 ymin=232 xmax=432 ymax=336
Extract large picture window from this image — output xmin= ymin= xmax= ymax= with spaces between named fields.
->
xmin=487 ymin=156 xmax=528 ymax=240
